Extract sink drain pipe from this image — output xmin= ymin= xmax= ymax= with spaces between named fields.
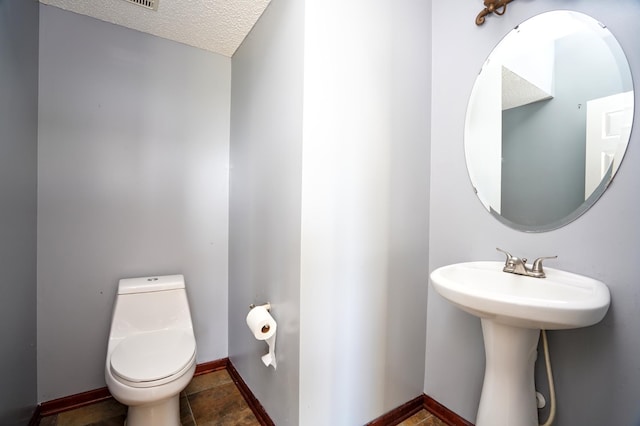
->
xmin=539 ymin=329 xmax=556 ymax=426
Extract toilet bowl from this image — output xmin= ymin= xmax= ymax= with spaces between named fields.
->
xmin=105 ymin=275 xmax=196 ymax=426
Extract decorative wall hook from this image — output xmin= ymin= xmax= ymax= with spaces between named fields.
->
xmin=476 ymin=0 xmax=515 ymax=25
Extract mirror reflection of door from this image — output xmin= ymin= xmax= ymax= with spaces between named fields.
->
xmin=585 ymin=91 xmax=633 ymax=198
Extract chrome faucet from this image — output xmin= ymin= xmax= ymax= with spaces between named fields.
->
xmin=496 ymin=248 xmax=557 ymax=278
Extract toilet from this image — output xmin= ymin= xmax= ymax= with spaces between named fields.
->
xmin=105 ymin=274 xmax=197 ymax=426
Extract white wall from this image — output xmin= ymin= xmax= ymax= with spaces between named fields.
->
xmin=427 ymin=2 xmax=640 ymax=425
xmin=37 ymin=5 xmax=231 ymax=401
xmin=464 ymin=60 xmax=502 ymax=212
xmin=299 ymin=0 xmax=431 ymax=424
xmin=0 ymin=1 xmax=39 ymax=424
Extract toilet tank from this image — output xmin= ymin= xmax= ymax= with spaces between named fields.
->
xmin=108 ymin=274 xmax=194 ymax=341
xmin=118 ymin=275 xmax=185 ymax=295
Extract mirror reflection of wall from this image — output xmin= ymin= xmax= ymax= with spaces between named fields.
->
xmin=464 ymin=10 xmax=634 ymax=231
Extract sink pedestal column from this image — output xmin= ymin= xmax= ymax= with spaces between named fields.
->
xmin=476 ymin=319 xmax=540 ymax=426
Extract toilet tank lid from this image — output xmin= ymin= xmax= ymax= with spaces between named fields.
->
xmin=118 ymin=274 xmax=185 ymax=294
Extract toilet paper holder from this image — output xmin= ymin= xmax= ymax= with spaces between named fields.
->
xmin=249 ymin=302 xmax=271 ymax=311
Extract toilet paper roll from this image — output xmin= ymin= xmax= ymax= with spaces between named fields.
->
xmin=246 ymin=305 xmax=277 ymax=340
xmin=261 ymin=334 xmax=277 ymax=369
xmin=247 ymin=304 xmax=278 ymax=369
xmin=246 ymin=304 xmax=277 ymax=369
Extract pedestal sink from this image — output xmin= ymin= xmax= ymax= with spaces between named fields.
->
xmin=430 ymin=261 xmax=610 ymax=426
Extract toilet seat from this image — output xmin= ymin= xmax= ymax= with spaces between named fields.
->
xmin=110 ymin=329 xmax=196 ymax=388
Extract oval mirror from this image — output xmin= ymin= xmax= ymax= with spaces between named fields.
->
xmin=465 ymin=10 xmax=634 ymax=232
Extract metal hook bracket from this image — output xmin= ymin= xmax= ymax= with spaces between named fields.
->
xmin=249 ymin=302 xmax=271 ymax=312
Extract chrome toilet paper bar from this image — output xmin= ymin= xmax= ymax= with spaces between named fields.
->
xmin=249 ymin=302 xmax=271 ymax=311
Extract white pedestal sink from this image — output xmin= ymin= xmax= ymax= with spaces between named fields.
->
xmin=430 ymin=261 xmax=610 ymax=426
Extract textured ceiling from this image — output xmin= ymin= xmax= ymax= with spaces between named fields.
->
xmin=501 ymin=66 xmax=553 ymax=111
xmin=39 ymin=0 xmax=271 ymax=57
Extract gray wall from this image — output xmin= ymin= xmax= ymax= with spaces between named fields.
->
xmin=0 ymin=0 xmax=39 ymax=424
xmin=37 ymin=5 xmax=231 ymax=401
xmin=427 ymin=2 xmax=640 ymax=425
xmin=228 ymin=0 xmax=304 ymax=424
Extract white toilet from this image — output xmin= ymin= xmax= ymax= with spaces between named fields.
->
xmin=105 ymin=274 xmax=197 ymax=426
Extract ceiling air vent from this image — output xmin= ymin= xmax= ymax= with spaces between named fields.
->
xmin=124 ymin=0 xmax=159 ymax=11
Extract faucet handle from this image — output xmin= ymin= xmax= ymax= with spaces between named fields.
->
xmin=496 ymin=247 xmax=513 ymax=262
xmin=530 ymin=255 xmax=557 ymax=278
xmin=496 ymin=247 xmax=520 ymax=272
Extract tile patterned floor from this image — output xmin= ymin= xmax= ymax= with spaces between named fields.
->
xmin=38 ymin=369 xmax=260 ymax=426
xmin=397 ymin=409 xmax=448 ymax=426
xmin=38 ymin=369 xmax=447 ymax=426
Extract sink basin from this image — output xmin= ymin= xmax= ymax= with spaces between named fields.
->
xmin=430 ymin=261 xmax=610 ymax=426
xmin=430 ymin=261 xmax=610 ymax=330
